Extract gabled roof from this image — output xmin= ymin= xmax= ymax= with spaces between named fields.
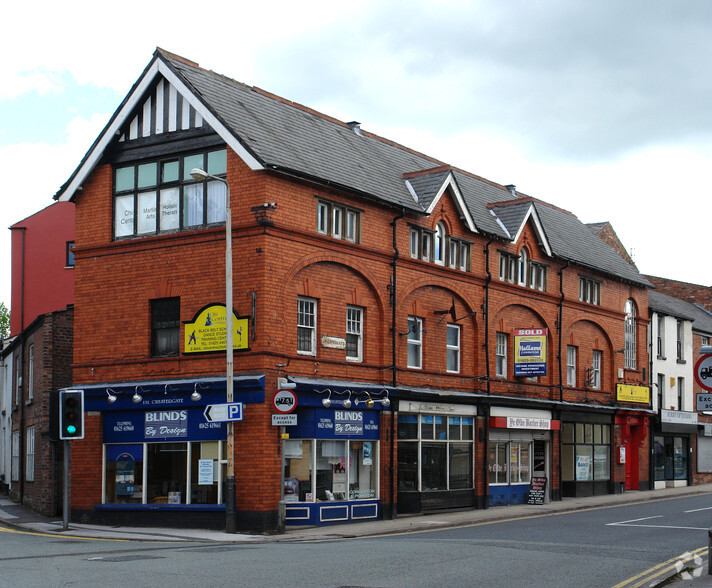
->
xmin=55 ymin=48 xmax=651 ymax=288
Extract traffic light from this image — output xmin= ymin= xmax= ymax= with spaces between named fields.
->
xmin=59 ymin=389 xmax=84 ymax=440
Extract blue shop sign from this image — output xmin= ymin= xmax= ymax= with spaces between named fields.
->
xmin=291 ymin=407 xmax=379 ymax=440
xmin=104 ymin=409 xmax=226 ymax=443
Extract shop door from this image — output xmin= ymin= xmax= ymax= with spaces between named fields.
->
xmin=625 ymin=427 xmax=640 ymax=491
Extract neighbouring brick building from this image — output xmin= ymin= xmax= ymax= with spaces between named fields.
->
xmin=3 ymin=307 xmax=73 ymax=515
xmin=1 ymin=202 xmax=75 ymax=511
xmin=53 ymin=48 xmax=655 ymax=532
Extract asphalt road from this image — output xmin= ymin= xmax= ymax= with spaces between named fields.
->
xmin=1 ymin=493 xmax=710 ymax=587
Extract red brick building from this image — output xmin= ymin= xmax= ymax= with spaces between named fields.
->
xmin=4 ymin=307 xmax=73 ymax=514
xmin=54 ymin=49 xmax=653 ymax=532
xmin=9 ymin=202 xmax=75 ymax=337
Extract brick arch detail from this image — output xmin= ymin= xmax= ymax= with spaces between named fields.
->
xmin=281 ymin=251 xmax=387 ymax=315
xmin=396 ymin=276 xmax=479 ymax=318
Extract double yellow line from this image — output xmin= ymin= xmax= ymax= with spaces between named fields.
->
xmin=613 ymin=546 xmax=708 ymax=588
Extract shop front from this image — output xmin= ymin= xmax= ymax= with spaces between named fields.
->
xmin=488 ymin=407 xmax=557 ymax=506
xmin=281 ymin=384 xmax=390 ymax=526
xmin=560 ymin=411 xmax=613 ymax=497
xmin=653 ymin=409 xmax=697 ymax=489
xmin=75 ymin=374 xmax=264 ymax=529
xmin=397 ymin=400 xmax=477 ymax=514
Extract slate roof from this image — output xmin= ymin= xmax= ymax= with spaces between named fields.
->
xmin=56 ymin=48 xmax=652 ymax=288
xmin=648 ymin=290 xmax=712 ymax=338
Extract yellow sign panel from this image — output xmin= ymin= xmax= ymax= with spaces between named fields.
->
xmin=184 ymin=304 xmax=249 ymax=353
xmin=616 ymin=383 xmax=650 ymax=404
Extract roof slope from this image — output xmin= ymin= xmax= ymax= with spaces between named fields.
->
xmin=56 ymin=48 xmax=651 ymax=287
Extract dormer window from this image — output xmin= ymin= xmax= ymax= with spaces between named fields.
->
xmin=499 ymin=250 xmax=547 ymax=291
xmin=411 ymin=225 xmax=470 ymax=271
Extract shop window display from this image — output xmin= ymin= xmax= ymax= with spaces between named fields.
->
xmin=283 ymin=439 xmax=378 ymax=502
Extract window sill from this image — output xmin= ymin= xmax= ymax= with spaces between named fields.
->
xmin=676 ymin=359 xmax=687 ymax=365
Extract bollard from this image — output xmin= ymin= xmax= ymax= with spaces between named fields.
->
xmin=709 ymin=527 xmax=712 ymax=575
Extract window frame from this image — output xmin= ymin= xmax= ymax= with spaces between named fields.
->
xmin=315 ymin=198 xmax=361 ymax=243
xmin=113 ymin=148 xmax=227 ymax=240
xmin=591 ymin=350 xmax=602 ymax=390
xmin=446 ymin=323 xmax=461 ymax=373
xmin=346 ymin=305 xmax=363 ymax=363
xmin=496 ymin=332 xmax=508 ymax=378
xmin=657 ymin=315 xmax=665 ymax=358
xmin=151 ymin=297 xmax=180 ymax=358
xmin=676 ymin=319 xmax=685 ymax=362
xmin=297 ymin=297 xmax=317 ymax=356
xmin=624 ymin=299 xmax=636 ymax=369
xmin=566 ymin=345 xmax=577 ymax=387
xmin=579 ymin=276 xmax=601 ymax=305
xmin=407 ymin=316 xmax=423 ymax=370
xmin=66 ymin=241 xmax=75 ymax=267
xmin=26 ymin=426 xmax=35 ymax=482
xmin=27 ymin=344 xmax=34 ymax=402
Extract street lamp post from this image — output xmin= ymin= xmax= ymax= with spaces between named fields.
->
xmin=191 ymin=168 xmax=236 ymax=533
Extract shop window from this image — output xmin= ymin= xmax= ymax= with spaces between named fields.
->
xmin=114 ymin=148 xmax=226 ymax=239
xmin=151 ymin=298 xmax=180 ymax=357
xmin=346 ymin=306 xmax=363 ymax=362
xmin=25 ymin=426 xmax=35 ymax=482
xmin=488 ymin=442 xmax=531 ymax=485
xmin=316 ymin=199 xmax=361 ymax=243
xmin=655 ymin=436 xmax=689 ymax=481
xmin=496 ymin=332 xmax=508 ymax=378
xmin=624 ymin=300 xmax=636 ymax=369
xmin=397 ymin=413 xmax=474 ymax=492
xmin=561 ymin=423 xmax=610 ymax=482
xmin=407 ymin=316 xmax=423 ymax=369
xmin=283 ymin=439 xmax=377 ymax=502
xmin=104 ymin=442 xmax=225 ymax=505
xmin=446 ymin=324 xmax=461 ymax=373
xmin=297 ymin=297 xmax=317 ymax=356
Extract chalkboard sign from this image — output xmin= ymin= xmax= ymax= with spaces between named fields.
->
xmin=527 ymin=477 xmax=546 ymax=505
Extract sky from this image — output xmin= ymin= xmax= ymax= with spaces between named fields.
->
xmin=2 ymin=0 xmax=712 ymax=308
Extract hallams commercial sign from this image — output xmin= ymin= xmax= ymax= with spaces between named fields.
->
xmin=514 ymin=328 xmax=548 ymax=377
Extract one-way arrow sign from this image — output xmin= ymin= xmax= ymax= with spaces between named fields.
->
xmin=204 ymin=402 xmax=243 ymax=423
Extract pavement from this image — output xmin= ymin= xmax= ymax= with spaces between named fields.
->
xmin=2 ymin=485 xmax=712 ymax=585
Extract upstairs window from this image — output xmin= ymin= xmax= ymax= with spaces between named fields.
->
xmin=114 ymin=148 xmax=227 ymax=239
xmin=676 ymin=319 xmax=685 ymax=362
xmin=579 ymin=276 xmax=601 ymax=305
xmin=624 ymin=300 xmax=636 ymax=369
xmin=316 ymin=199 xmax=361 ymax=243
xmin=297 ymin=297 xmax=317 ymax=356
xmin=66 ymin=241 xmax=75 ymax=267
xmin=407 ymin=316 xmax=423 ymax=369
xmin=657 ymin=315 xmax=665 ymax=358
xmin=151 ymin=298 xmax=180 ymax=357
xmin=411 ymin=225 xmax=470 ymax=271
xmin=446 ymin=324 xmax=461 ymax=373
xmin=346 ymin=306 xmax=363 ymax=362
xmin=496 ymin=332 xmax=508 ymax=378
xmin=567 ymin=346 xmax=577 ymax=387
xmin=590 ymin=350 xmax=602 ymax=390
xmin=499 ymin=250 xmax=547 ymax=291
